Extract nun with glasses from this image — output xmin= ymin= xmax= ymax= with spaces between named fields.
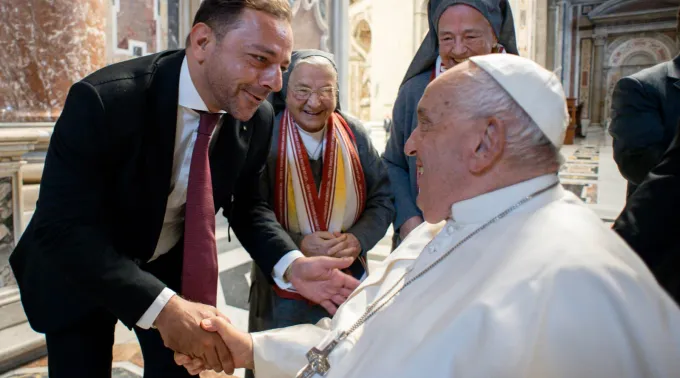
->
xmin=383 ymin=0 xmax=518 ymax=248
xmin=246 ymin=50 xmax=394 ymax=371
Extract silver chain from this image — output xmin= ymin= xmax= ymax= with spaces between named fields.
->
xmin=336 ymin=181 xmax=559 ymax=342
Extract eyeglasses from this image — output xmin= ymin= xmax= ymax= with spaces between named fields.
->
xmin=291 ymin=86 xmax=337 ymax=101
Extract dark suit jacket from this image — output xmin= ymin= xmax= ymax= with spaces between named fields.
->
xmin=9 ymin=50 xmax=297 ymax=333
xmin=613 ymin=121 xmax=680 ymax=303
xmin=609 ymin=55 xmax=680 ymax=195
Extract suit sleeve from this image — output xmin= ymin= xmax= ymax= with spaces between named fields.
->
xmin=613 ymin=123 xmax=680 ymax=292
xmin=382 ymin=86 xmax=421 ymax=230
xmin=346 ymin=122 xmax=394 ymax=254
xmin=31 ymin=81 xmax=166 ymax=327
xmin=228 ymin=107 xmax=298 ymax=282
xmin=609 ymin=77 xmax=666 ymax=185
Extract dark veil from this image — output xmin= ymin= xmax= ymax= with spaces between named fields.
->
xmin=400 ymin=0 xmax=518 ymax=86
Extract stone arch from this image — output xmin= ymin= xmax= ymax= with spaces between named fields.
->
xmin=349 ymin=15 xmax=372 ymax=120
xmin=603 ymin=33 xmax=677 ymax=121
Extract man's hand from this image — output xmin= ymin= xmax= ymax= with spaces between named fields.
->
xmin=175 ymin=317 xmax=254 ymax=375
xmin=288 ymin=256 xmax=360 ymax=315
xmin=300 ymin=231 xmax=343 ymax=257
xmin=154 ymin=296 xmax=234 ymax=373
xmin=330 ymin=232 xmax=362 ymax=259
xmin=399 ymin=216 xmax=423 ymax=240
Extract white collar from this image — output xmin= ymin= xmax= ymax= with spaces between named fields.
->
xmin=178 ymin=56 xmax=226 ymax=113
xmin=450 ymin=174 xmax=561 ymax=225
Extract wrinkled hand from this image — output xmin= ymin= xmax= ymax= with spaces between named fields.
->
xmin=399 ymin=216 xmax=423 ymax=240
xmin=175 ymin=317 xmax=254 ymax=375
xmin=289 ymin=256 xmax=360 ymax=315
xmin=154 ymin=296 xmax=234 ymax=374
xmin=330 ymin=232 xmax=362 ymax=259
xmin=300 ymin=231 xmax=342 ymax=257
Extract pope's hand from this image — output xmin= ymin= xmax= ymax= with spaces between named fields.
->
xmin=288 ymin=256 xmax=360 ymax=314
xmin=174 ymin=317 xmax=254 ymax=375
xmin=154 ymin=296 xmax=234 ymax=373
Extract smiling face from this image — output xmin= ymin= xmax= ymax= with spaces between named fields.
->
xmin=285 ymin=59 xmax=338 ymax=132
xmin=404 ymin=62 xmax=498 ymax=223
xmin=437 ymin=4 xmax=497 ymax=69
xmin=189 ymin=8 xmax=293 ymax=120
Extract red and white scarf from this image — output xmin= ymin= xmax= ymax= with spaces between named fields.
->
xmin=274 ymin=109 xmax=366 ymax=235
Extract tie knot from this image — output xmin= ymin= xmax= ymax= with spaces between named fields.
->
xmin=196 ymin=111 xmax=221 ymax=135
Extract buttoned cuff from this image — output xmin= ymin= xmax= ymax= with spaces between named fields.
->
xmin=272 ymin=250 xmax=305 ymax=291
xmin=136 ymin=287 xmax=176 ymax=329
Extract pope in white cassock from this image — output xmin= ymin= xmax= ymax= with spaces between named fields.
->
xmin=175 ymin=54 xmax=680 ymax=377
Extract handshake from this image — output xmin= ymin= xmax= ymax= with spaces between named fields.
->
xmin=154 ymin=255 xmax=360 ymax=375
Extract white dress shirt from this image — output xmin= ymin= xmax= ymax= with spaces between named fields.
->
xmin=136 ymin=57 xmax=301 ymax=329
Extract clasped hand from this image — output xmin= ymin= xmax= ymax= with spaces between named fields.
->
xmin=160 ymin=256 xmax=360 ymax=374
xmin=300 ymin=231 xmax=362 ymax=259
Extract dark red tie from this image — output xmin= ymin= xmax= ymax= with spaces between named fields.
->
xmin=181 ymin=111 xmax=221 ymax=306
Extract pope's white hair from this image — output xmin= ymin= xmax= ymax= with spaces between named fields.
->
xmin=452 ymin=63 xmax=562 ymax=169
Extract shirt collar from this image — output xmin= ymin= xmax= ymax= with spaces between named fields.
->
xmin=178 ymin=56 xmax=226 ymax=113
xmin=450 ymin=174 xmax=561 ymax=225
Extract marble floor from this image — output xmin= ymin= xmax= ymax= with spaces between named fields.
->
xmin=2 ymin=126 xmax=626 ymax=378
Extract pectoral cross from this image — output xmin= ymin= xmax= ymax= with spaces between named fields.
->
xmin=295 ymin=338 xmax=339 ymax=378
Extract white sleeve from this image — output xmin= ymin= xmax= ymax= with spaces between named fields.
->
xmin=136 ymin=287 xmax=176 ymax=329
xmin=272 ymin=250 xmax=305 ymax=291
xmin=251 ymin=319 xmax=332 ymax=378
xmin=525 ymin=267 xmax=680 ymax=378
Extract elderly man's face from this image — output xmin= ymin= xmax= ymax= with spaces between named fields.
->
xmin=404 ymin=65 xmax=484 ymax=223
xmin=437 ymin=4 xmax=497 ymax=70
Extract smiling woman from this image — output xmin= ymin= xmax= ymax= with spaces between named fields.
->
xmin=245 ymin=50 xmax=395 ymax=378
xmin=382 ymin=0 xmax=519 ymax=248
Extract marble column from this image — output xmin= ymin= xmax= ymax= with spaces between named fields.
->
xmin=546 ymin=1 xmax=558 ymax=70
xmin=554 ymin=1 xmax=566 ymax=78
xmin=0 ymin=0 xmax=107 ymax=123
xmin=332 ymin=0 xmax=350 ymax=111
xmin=590 ymin=34 xmax=607 ymax=127
xmin=0 ymin=130 xmax=39 ymax=291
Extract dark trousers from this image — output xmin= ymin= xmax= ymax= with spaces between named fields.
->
xmin=45 ymin=244 xmax=189 ymax=378
xmin=45 ymin=311 xmax=192 ymax=378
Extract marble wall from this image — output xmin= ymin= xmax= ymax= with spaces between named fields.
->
xmin=0 ymin=0 xmax=107 ymax=123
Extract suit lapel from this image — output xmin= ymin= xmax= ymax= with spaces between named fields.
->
xmin=143 ymin=50 xmax=185 ymax=257
xmin=210 ymin=114 xmax=253 ymax=210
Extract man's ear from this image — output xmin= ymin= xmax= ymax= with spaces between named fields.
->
xmin=469 ymin=117 xmax=505 ymax=174
xmin=187 ymin=23 xmax=214 ymax=64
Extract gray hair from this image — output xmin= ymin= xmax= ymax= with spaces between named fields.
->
xmin=453 ymin=64 xmax=562 ymax=170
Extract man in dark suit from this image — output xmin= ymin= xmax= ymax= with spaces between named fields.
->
xmin=613 ymin=121 xmax=680 ymax=304
xmin=9 ymin=1 xmax=359 ymax=377
xmin=608 ymin=7 xmax=680 ymax=197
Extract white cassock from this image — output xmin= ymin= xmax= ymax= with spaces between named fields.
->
xmin=252 ymin=174 xmax=680 ymax=378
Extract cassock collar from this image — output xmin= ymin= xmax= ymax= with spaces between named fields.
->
xmin=450 ymin=174 xmax=560 ymax=225
xmin=178 ymin=56 xmax=226 ymax=113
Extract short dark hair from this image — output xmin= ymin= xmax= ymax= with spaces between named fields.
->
xmin=192 ymin=0 xmax=292 ymax=39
